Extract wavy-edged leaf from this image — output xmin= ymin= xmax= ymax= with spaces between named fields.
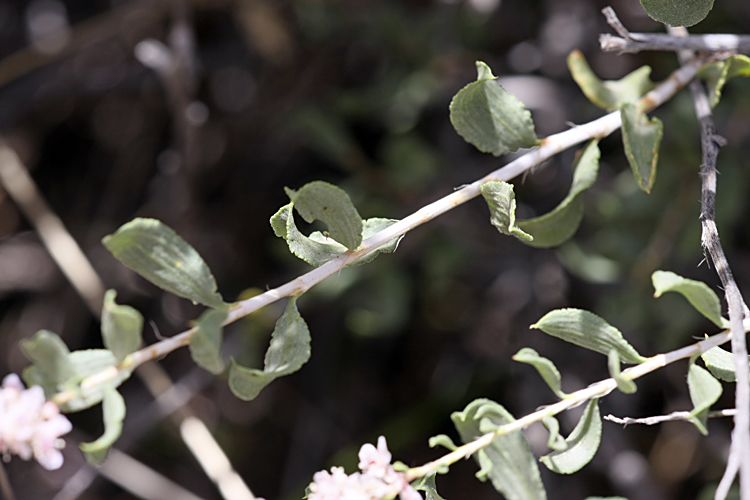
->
xmin=189 ymin=308 xmax=228 ymax=375
xmin=80 ymin=385 xmax=125 ymax=465
xmin=450 ymin=61 xmax=538 ymax=156
xmin=517 ymin=140 xmax=600 ymax=248
xmin=102 ymin=218 xmax=225 ymax=308
xmin=608 ymin=349 xmax=637 ymax=394
xmin=640 ymin=0 xmax=714 ymax=27
xmin=698 ymin=55 xmax=750 ymax=108
xmin=621 ymin=103 xmax=662 ymax=193
xmin=480 ymin=181 xmax=533 ymax=242
xmin=542 ymin=416 xmax=567 ymax=451
xmin=229 ymin=297 xmax=310 ymax=401
xmin=412 ymin=474 xmax=446 ymax=500
xmin=429 ymin=434 xmax=459 ymax=452
xmin=652 ymin=270 xmax=728 ymax=328
xmin=540 ymin=399 xmax=601 ymax=474
xmin=531 ymin=309 xmax=646 ymax=364
xmin=513 ymin=347 xmax=568 ymax=399
xmin=687 ymin=359 xmax=723 ymax=435
xmin=20 ymin=330 xmax=75 ymax=386
xmin=702 ymin=345 xmax=750 ymax=382
xmin=567 ymin=51 xmax=655 ymax=111
xmin=452 ymin=399 xmax=546 ymax=500
xmin=101 ymin=290 xmax=143 ymax=363
xmin=284 ymin=181 xmax=363 ymax=251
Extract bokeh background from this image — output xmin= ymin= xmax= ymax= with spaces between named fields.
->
xmin=1 ymin=0 xmax=750 ymax=499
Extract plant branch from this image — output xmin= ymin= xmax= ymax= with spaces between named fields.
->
xmin=0 ymin=461 xmax=16 ymax=500
xmin=604 ymin=408 xmax=736 ymax=426
xmin=669 ymin=25 xmax=750 ymax=500
xmin=600 ymin=7 xmax=750 ymax=54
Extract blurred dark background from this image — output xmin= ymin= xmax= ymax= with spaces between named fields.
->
xmin=1 ymin=1 xmax=750 ymax=499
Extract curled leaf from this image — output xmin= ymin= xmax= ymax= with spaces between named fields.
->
xmin=652 ymin=270 xmax=728 ymax=328
xmin=513 ymin=348 xmax=568 ymax=399
xmin=621 ymin=103 xmax=663 ymax=193
xmin=540 ymin=399 xmax=601 ymax=474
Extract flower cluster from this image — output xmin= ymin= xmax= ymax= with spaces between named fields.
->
xmin=0 ymin=373 xmax=72 ymax=470
xmin=308 ymin=436 xmax=421 ymax=500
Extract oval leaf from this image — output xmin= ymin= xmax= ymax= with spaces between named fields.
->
xmin=80 ymin=384 xmax=126 ymax=465
xmin=531 ymin=309 xmax=647 ymax=364
xmin=702 ymin=346 xmax=750 ymax=383
xmin=229 ymin=296 xmax=311 ymax=401
xmin=698 ymin=55 xmax=750 ymax=108
xmin=285 ymin=181 xmax=363 ymax=251
xmin=412 ymin=474 xmax=446 ymax=500
xmin=189 ymin=308 xmax=228 ymax=375
xmin=102 ymin=218 xmax=225 ymax=308
xmin=621 ymin=103 xmax=663 ymax=193
xmin=652 ymin=270 xmax=728 ymax=328
xmin=540 ymin=398 xmax=601 ymax=474
xmin=452 ymin=399 xmax=546 ymax=500
xmin=101 ymin=290 xmax=143 ymax=363
xmin=567 ymin=51 xmax=655 ymax=111
xmin=450 ymin=61 xmax=538 ymax=156
xmin=608 ymin=349 xmax=637 ymax=394
xmin=640 ymin=0 xmax=714 ymax=27
xmin=517 ymin=140 xmax=600 ymax=248
xmin=20 ymin=330 xmax=76 ymax=387
xmin=479 ymin=181 xmax=533 ymax=242
xmin=513 ymin=347 xmax=568 ymax=399
xmin=687 ymin=360 xmax=723 ymax=435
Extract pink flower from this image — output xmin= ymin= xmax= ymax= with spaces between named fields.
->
xmin=308 ymin=437 xmax=422 ymax=500
xmin=0 ymin=374 xmax=72 ymax=470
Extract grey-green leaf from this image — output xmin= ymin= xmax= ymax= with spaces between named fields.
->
xmin=102 ymin=218 xmax=225 ymax=308
xmin=189 ymin=308 xmax=228 ymax=374
xmin=687 ymin=360 xmax=723 ymax=435
xmin=640 ymin=0 xmax=714 ymax=27
xmin=621 ymin=103 xmax=663 ymax=193
xmin=452 ymin=399 xmax=546 ymax=500
xmin=480 ymin=181 xmax=533 ymax=242
xmin=567 ymin=51 xmax=655 ymax=111
xmin=608 ymin=349 xmax=637 ymax=394
xmin=542 ymin=416 xmax=568 ymax=451
xmin=702 ymin=346 xmax=750 ymax=383
xmin=531 ymin=309 xmax=647 ymax=364
xmin=101 ymin=290 xmax=143 ymax=363
xmin=652 ymin=270 xmax=728 ymax=328
xmin=80 ymin=384 xmax=126 ymax=465
xmin=540 ymin=399 xmax=601 ymax=474
xmin=413 ymin=474 xmax=446 ymax=500
xmin=698 ymin=55 xmax=750 ymax=108
xmin=285 ymin=181 xmax=363 ymax=251
xmin=20 ymin=330 xmax=76 ymax=387
xmin=228 ymin=296 xmax=311 ymax=401
xmin=517 ymin=140 xmax=600 ymax=248
xmin=429 ymin=434 xmax=459 ymax=452
xmin=513 ymin=347 xmax=568 ymax=399
xmin=450 ymin=61 xmax=538 ymax=156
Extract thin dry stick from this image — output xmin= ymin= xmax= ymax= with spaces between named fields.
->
xmin=669 ymin=24 xmax=750 ymax=500
xmin=50 ymin=52 xmax=711 ymax=407
xmin=604 ymin=408 xmax=737 ymax=426
xmin=600 ymin=7 xmax=750 ymax=54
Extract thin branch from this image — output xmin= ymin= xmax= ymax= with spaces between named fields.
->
xmin=600 ymin=7 xmax=750 ymax=54
xmin=669 ymin=24 xmax=750 ymax=500
xmin=0 ymin=461 xmax=16 ymax=500
xmin=50 ymin=52 xmax=712 ymax=407
xmin=604 ymin=408 xmax=736 ymax=426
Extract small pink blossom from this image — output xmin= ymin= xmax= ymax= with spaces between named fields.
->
xmin=308 ymin=437 xmax=422 ymax=500
xmin=0 ymin=373 xmax=72 ymax=470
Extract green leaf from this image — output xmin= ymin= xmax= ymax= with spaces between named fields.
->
xmin=80 ymin=385 xmax=126 ymax=465
xmin=284 ymin=181 xmax=363 ymax=251
xmin=652 ymin=270 xmax=729 ymax=328
xmin=540 ymin=399 xmax=601 ymax=474
xmin=449 ymin=61 xmax=538 ymax=156
xmin=531 ymin=309 xmax=647 ymax=364
xmin=102 ymin=218 xmax=225 ymax=308
xmin=567 ymin=51 xmax=655 ymax=111
xmin=698 ymin=55 xmax=750 ymax=108
xmin=429 ymin=434 xmax=459 ymax=452
xmin=687 ymin=359 xmax=723 ymax=435
xmin=412 ymin=474 xmax=446 ymax=500
xmin=702 ymin=345 xmax=750 ymax=383
xmin=621 ymin=103 xmax=663 ymax=193
xmin=228 ymin=297 xmax=311 ymax=400
xmin=452 ymin=399 xmax=546 ymax=500
xmin=542 ymin=416 xmax=568 ymax=451
xmin=640 ymin=0 xmax=714 ymax=27
xmin=517 ymin=140 xmax=600 ymax=248
xmin=479 ymin=181 xmax=533 ymax=242
xmin=608 ymin=349 xmax=637 ymax=394
xmin=101 ymin=290 xmax=143 ymax=363
xmin=189 ymin=308 xmax=228 ymax=374
xmin=513 ymin=348 xmax=568 ymax=399
xmin=584 ymin=497 xmax=629 ymax=500
xmin=20 ymin=330 xmax=76 ymax=386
